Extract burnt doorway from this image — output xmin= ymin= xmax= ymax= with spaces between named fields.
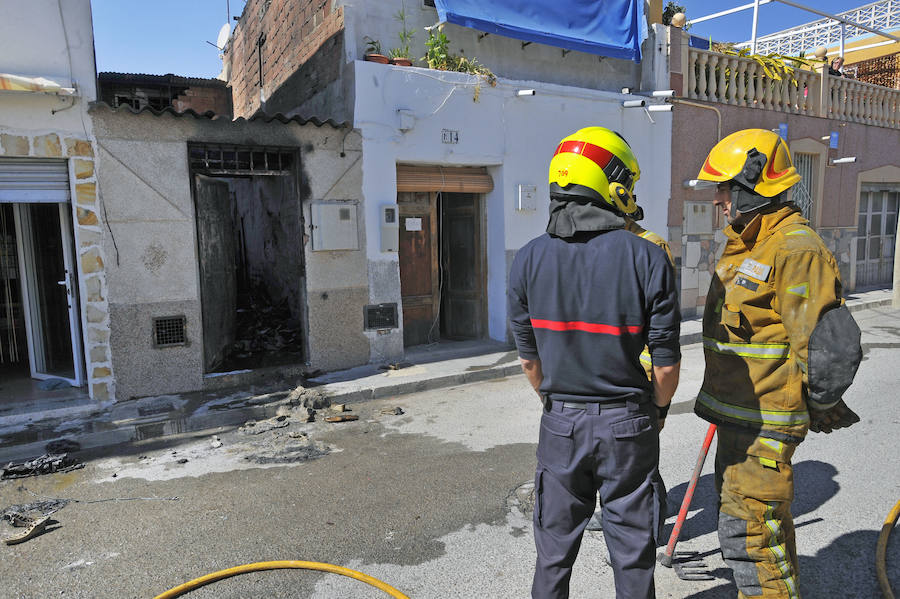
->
xmin=190 ymin=145 xmax=306 ymax=373
xmin=397 ymin=191 xmax=486 ymax=347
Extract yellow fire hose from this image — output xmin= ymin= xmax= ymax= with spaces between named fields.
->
xmin=150 ymin=500 xmax=900 ymax=599
xmin=153 ymin=560 xmax=411 ymax=599
xmin=878 ymin=500 xmax=900 ymax=599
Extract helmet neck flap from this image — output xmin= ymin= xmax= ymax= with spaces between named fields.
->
xmin=729 ymin=148 xmax=784 ymax=219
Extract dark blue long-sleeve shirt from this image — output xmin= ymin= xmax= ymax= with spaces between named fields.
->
xmin=508 ymin=229 xmax=681 ymax=402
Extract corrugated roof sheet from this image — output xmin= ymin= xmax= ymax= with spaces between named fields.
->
xmin=89 ymin=101 xmax=350 ymax=129
xmin=98 ymin=72 xmax=228 ymax=88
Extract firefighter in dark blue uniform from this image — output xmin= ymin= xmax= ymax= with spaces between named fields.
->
xmin=508 ymin=127 xmax=682 ymax=599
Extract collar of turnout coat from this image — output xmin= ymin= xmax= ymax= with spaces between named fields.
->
xmin=546 ymin=198 xmax=626 ymax=238
xmin=725 ymin=204 xmax=807 ymax=249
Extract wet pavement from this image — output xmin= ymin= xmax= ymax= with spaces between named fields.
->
xmin=1 ymin=288 xmax=892 ymax=466
xmin=0 ymin=302 xmax=898 ymax=598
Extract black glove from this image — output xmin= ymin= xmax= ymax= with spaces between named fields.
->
xmin=809 ymin=399 xmax=860 ymax=433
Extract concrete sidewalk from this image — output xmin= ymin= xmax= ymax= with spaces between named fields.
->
xmin=0 ymin=288 xmax=892 ymax=463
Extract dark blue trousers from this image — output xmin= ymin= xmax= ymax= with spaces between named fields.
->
xmin=532 ymin=400 xmax=665 ymax=599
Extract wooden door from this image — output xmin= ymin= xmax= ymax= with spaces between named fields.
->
xmin=194 ymin=175 xmax=237 ymax=371
xmin=441 ymin=193 xmax=484 ymax=339
xmin=398 ymin=192 xmax=438 ymax=346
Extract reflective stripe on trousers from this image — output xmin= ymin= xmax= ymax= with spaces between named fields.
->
xmin=703 ymin=337 xmax=791 ymax=359
xmin=716 ymin=430 xmax=800 ymax=598
xmin=696 ymin=391 xmax=809 ymax=427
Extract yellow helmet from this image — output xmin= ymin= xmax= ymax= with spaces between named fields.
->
xmin=697 ymin=128 xmax=800 ymax=197
xmin=548 ymin=126 xmax=641 ymax=217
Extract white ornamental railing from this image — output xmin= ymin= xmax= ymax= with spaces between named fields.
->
xmin=682 ymin=47 xmax=900 ymax=129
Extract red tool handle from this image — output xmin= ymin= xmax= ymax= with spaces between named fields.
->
xmin=658 ymin=423 xmax=717 ymax=567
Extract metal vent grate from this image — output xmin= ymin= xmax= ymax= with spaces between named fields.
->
xmin=153 ymin=316 xmax=187 ymax=347
xmin=364 ymin=303 xmax=398 ymax=330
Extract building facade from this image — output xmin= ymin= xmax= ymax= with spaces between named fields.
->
xmin=666 ymin=26 xmax=900 ymax=316
xmin=221 ymin=0 xmax=676 ymax=367
xmin=0 ymin=0 xmax=115 ymax=406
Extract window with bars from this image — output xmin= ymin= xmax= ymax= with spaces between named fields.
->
xmin=792 ymin=152 xmax=817 ymax=223
xmin=188 ymin=144 xmax=295 ymax=176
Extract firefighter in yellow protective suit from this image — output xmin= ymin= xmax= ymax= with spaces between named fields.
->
xmin=693 ymin=129 xmax=862 ymax=598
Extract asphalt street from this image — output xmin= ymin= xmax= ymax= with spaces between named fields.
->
xmin=1 ymin=305 xmax=899 ymax=599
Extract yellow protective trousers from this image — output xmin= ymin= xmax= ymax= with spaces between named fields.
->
xmin=715 ymin=429 xmax=800 ymax=599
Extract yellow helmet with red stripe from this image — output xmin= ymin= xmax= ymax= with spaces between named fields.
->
xmin=697 ymin=129 xmax=800 ymax=197
xmin=548 ymin=127 xmax=641 ymax=216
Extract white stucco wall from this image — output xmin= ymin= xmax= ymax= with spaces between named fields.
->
xmin=353 ymin=60 xmax=672 ymax=349
xmin=0 ymin=0 xmax=111 ymax=400
xmin=0 ymin=0 xmax=97 ymax=133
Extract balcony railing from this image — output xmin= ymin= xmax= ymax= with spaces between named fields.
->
xmin=681 ymin=47 xmax=900 ymax=129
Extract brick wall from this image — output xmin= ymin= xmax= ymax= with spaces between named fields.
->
xmin=852 ymin=53 xmax=900 ymax=90
xmin=173 ymin=86 xmax=234 ymax=117
xmin=225 ymin=0 xmax=345 ymax=118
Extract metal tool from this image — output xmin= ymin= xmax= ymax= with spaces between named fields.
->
xmin=658 ymin=423 xmax=717 ymax=580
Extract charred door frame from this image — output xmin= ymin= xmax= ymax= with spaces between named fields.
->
xmin=187 ymin=143 xmax=308 ymax=371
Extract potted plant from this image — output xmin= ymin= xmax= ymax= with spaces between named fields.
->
xmin=364 ymin=36 xmax=389 ymax=64
xmin=423 ymin=25 xmax=497 ymax=96
xmin=388 ymin=5 xmax=415 ymax=66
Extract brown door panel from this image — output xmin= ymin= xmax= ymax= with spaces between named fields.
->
xmin=398 ymin=192 xmax=439 ymax=347
xmin=401 ymin=300 xmax=434 ymax=346
xmin=441 ymin=193 xmax=483 ymax=339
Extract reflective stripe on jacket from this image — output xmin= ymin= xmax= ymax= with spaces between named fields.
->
xmin=696 ymin=205 xmax=844 ymax=440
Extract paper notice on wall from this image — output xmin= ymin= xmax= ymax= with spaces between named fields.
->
xmin=405 ymin=218 xmax=422 ymax=231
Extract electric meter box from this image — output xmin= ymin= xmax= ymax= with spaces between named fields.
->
xmin=310 ymin=201 xmax=359 ymax=251
xmin=380 ymin=204 xmax=399 ymax=252
xmin=517 ymin=184 xmax=537 ymax=212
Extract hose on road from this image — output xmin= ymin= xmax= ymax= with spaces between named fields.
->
xmin=153 ymin=560 xmax=411 ymax=599
xmin=877 ymin=499 xmax=900 ymax=599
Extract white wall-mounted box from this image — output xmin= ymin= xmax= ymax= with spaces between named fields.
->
xmin=684 ymin=201 xmax=713 ymax=235
xmin=380 ymin=203 xmax=399 ymax=252
xmin=517 ymin=184 xmax=537 ymax=212
xmin=311 ymin=201 xmax=359 ymax=251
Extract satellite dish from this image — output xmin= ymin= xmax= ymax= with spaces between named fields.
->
xmin=216 ymin=23 xmax=231 ymax=49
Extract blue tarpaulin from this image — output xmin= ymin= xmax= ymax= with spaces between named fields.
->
xmin=433 ymin=0 xmax=647 ymax=62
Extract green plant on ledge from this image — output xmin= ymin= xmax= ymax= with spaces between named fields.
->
xmin=388 ymin=4 xmax=415 ymax=60
xmin=423 ymin=25 xmax=497 ymax=95
xmin=364 ymin=36 xmax=383 ymax=56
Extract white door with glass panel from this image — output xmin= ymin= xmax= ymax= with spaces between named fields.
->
xmin=856 ymin=184 xmax=899 ymax=289
xmin=0 ymin=159 xmax=84 ymax=386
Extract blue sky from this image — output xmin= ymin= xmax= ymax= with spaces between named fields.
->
xmin=678 ymin=1 xmax=876 ymax=45
xmin=91 ymin=0 xmax=247 ymax=78
xmin=90 ymin=1 xmax=872 ymax=78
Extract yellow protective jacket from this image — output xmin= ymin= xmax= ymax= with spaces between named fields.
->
xmin=625 ymin=218 xmax=675 ymax=379
xmin=695 ymin=205 xmax=846 ymax=442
